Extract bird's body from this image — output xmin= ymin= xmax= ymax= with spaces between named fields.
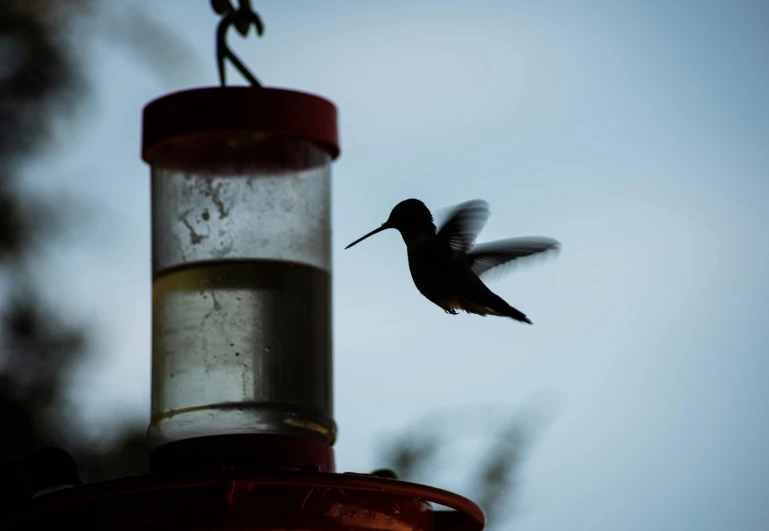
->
xmin=345 ymin=199 xmax=559 ymax=325
xmin=405 ymin=232 xmax=532 ymax=322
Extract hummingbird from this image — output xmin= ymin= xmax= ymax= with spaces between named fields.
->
xmin=345 ymin=199 xmax=560 ymax=324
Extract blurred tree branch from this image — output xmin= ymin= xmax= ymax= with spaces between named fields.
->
xmin=379 ymin=400 xmax=558 ymax=529
xmin=0 ymin=0 xmax=193 ymax=483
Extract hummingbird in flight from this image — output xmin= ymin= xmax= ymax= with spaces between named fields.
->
xmin=345 ymin=199 xmax=560 ymax=324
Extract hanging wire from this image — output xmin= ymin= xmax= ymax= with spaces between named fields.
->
xmin=212 ymin=0 xmax=265 ymax=87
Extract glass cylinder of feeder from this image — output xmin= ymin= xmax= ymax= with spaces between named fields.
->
xmin=141 ymin=87 xmax=340 ymax=460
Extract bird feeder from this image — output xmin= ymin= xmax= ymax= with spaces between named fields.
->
xmin=0 ymin=3 xmax=485 ymax=530
xmin=144 ymin=85 xmax=338 ymax=473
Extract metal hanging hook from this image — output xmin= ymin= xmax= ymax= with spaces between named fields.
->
xmin=212 ymin=0 xmax=265 ymax=87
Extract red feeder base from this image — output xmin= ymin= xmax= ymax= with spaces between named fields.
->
xmin=0 ymin=470 xmax=485 ymax=531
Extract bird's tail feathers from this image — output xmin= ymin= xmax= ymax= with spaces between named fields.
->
xmin=463 ymin=297 xmax=533 ymax=325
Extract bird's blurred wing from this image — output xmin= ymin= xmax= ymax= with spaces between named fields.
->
xmin=436 ymin=199 xmax=490 ymax=253
xmin=466 ymin=237 xmax=560 ymax=280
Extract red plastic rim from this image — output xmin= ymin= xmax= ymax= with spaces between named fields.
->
xmin=141 ymin=86 xmax=340 ymax=163
xmin=1 ymin=471 xmax=486 ymax=531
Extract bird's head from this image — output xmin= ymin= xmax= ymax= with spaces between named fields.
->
xmin=385 ymin=199 xmax=433 ymax=232
xmin=345 ymin=198 xmax=435 ymax=249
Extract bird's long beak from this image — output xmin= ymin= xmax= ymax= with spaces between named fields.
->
xmin=344 ymin=223 xmax=390 ymax=249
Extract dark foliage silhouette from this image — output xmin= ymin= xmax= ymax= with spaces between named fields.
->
xmin=0 ymin=0 xmax=190 ymax=488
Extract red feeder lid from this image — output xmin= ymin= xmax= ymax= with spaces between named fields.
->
xmin=141 ymin=86 xmax=340 ymax=164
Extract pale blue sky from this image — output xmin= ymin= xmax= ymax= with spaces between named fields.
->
xmin=20 ymin=1 xmax=769 ymax=530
